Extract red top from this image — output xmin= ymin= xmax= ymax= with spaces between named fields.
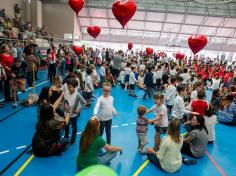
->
xmin=0 ymin=54 xmax=14 ymax=75
xmin=191 ymin=100 xmax=208 ymax=116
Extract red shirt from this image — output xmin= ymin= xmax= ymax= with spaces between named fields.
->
xmin=0 ymin=54 xmax=14 ymax=75
xmin=191 ymin=100 xmax=208 ymax=116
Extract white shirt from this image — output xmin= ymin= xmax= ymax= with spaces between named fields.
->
xmin=139 ymin=64 xmax=146 ymax=71
xmin=204 ymin=115 xmax=217 ymax=141
xmin=99 ymin=66 xmax=106 ymax=76
xmin=129 ymin=71 xmax=137 ymax=85
xmin=172 ymin=95 xmax=190 ymax=119
xmin=180 ymin=73 xmax=190 ymax=83
xmin=165 ymin=85 xmax=177 ymax=106
xmin=124 ymin=67 xmax=131 ymax=75
xmin=138 ymin=75 xmax=144 ymax=85
xmin=151 ymin=104 xmax=168 ymax=127
xmin=94 ymin=95 xmax=117 ymax=121
xmin=170 ymin=69 xmax=177 ymax=76
xmin=64 ymin=90 xmax=80 ymax=117
xmin=84 ymin=75 xmax=94 ymax=93
xmin=211 ymin=78 xmax=221 ymax=90
xmin=190 ymin=90 xmax=198 ymax=101
xmin=81 ymin=71 xmax=86 ymax=82
xmin=119 ymin=70 xmax=125 ymax=83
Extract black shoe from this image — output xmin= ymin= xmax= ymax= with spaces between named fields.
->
xmin=183 ymin=158 xmax=197 ymax=165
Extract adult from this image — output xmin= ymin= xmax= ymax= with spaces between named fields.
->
xmin=47 ymin=47 xmax=57 ymax=84
xmin=182 ymin=115 xmax=208 ymax=158
xmin=217 ymin=94 xmax=236 ymax=126
xmin=76 ymin=116 xmax=122 ymax=170
xmin=0 ymin=44 xmax=14 ymax=102
xmin=112 ymin=50 xmax=123 ymax=84
xmin=32 ymin=93 xmax=70 ymax=157
xmin=146 ymin=119 xmax=183 ymax=173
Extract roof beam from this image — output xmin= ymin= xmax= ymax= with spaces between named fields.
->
xmin=78 ymin=16 xmax=235 ymax=30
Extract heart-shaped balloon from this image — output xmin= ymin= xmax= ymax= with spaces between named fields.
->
xmin=112 ymin=0 xmax=137 ymax=28
xmin=128 ymin=42 xmax=133 ymax=50
xmin=158 ymin=51 xmax=166 ymax=58
xmin=87 ymin=26 xmax=101 ymax=39
xmin=68 ymin=0 xmax=84 ymax=16
xmin=146 ymin=47 xmax=153 ymax=55
xmin=72 ymin=45 xmax=83 ymax=55
xmin=188 ymin=35 xmax=207 ymax=54
xmin=175 ymin=52 xmax=185 ymax=60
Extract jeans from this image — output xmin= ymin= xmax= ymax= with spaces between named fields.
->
xmin=4 ymin=77 xmax=11 ymax=101
xmin=143 ymin=86 xmax=153 ymax=99
xmin=49 ymin=63 xmax=57 ymax=83
xmin=98 ymin=151 xmax=117 ymax=165
xmin=65 ymin=116 xmax=78 ymax=142
xmin=99 ymin=119 xmax=112 ymax=144
xmin=147 ymin=153 xmax=162 ymax=170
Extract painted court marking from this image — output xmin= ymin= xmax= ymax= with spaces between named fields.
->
xmin=14 ymin=154 xmax=35 ymax=176
xmin=0 ymin=150 xmax=10 ymax=155
xmin=133 ymin=160 xmax=150 ymax=176
xmin=16 ymin=146 xmax=27 ymax=150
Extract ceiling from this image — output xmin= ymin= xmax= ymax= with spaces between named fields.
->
xmin=41 ymin=0 xmax=236 ymax=52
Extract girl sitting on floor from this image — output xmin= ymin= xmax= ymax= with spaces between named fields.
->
xmin=146 ymin=118 xmax=183 ymax=173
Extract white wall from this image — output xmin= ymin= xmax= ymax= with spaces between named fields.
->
xmin=0 ymin=0 xmax=24 ymax=19
xmin=42 ymin=3 xmax=74 ymax=38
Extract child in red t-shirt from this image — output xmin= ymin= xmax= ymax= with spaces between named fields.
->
xmin=191 ymin=90 xmax=209 ymax=116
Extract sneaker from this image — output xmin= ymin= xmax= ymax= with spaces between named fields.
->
xmin=12 ymin=102 xmax=17 ymax=108
xmin=138 ymin=148 xmax=146 ymax=154
xmin=183 ymin=158 xmax=197 ymax=165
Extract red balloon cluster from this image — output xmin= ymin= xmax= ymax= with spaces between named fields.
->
xmin=72 ymin=45 xmax=83 ymax=55
xmin=146 ymin=47 xmax=153 ymax=55
xmin=188 ymin=35 xmax=208 ymax=54
xmin=68 ymin=0 xmax=84 ymax=16
xmin=112 ymin=0 xmax=137 ymax=28
xmin=87 ymin=26 xmax=101 ymax=39
xmin=128 ymin=42 xmax=133 ymax=50
xmin=175 ymin=52 xmax=185 ymax=60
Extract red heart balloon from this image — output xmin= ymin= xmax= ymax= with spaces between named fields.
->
xmin=188 ymin=35 xmax=208 ymax=54
xmin=112 ymin=0 xmax=137 ymax=28
xmin=158 ymin=51 xmax=166 ymax=58
xmin=175 ymin=52 xmax=185 ymax=60
xmin=146 ymin=47 xmax=153 ymax=55
xmin=128 ymin=42 xmax=133 ymax=50
xmin=68 ymin=0 xmax=84 ymax=16
xmin=72 ymin=45 xmax=83 ymax=55
xmin=87 ymin=26 xmax=101 ymax=39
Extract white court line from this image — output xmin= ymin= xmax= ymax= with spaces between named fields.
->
xmin=16 ymin=145 xmax=26 ymax=150
xmin=77 ymin=132 xmax=81 ymax=135
xmin=0 ymin=80 xmax=49 ymax=102
xmin=112 ymin=125 xmax=119 ymax=128
xmin=122 ymin=124 xmax=129 ymax=126
xmin=132 ymin=122 xmax=136 ymax=125
xmin=0 ymin=150 xmax=10 ymax=155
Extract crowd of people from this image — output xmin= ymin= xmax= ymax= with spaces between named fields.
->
xmin=5 ymin=42 xmax=232 ymax=174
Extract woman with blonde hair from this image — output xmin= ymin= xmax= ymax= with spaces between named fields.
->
xmin=76 ymin=116 xmax=122 ymax=170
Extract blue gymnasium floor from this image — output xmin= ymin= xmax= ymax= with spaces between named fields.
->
xmin=0 ymin=70 xmax=236 ymax=176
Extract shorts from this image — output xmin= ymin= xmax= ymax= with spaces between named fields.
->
xmin=137 ymin=133 xmax=148 ymax=146
xmin=83 ymin=92 xmax=92 ymax=99
xmin=124 ymin=75 xmax=129 ymax=83
xmin=10 ymin=78 xmax=25 ymax=92
xmin=154 ymin=126 xmax=167 ymax=133
xmin=112 ymin=69 xmax=120 ymax=78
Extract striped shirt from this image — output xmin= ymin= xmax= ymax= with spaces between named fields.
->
xmin=136 ymin=116 xmax=149 ymax=133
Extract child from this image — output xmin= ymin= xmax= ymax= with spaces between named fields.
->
xmin=64 ymin=78 xmax=87 ymax=144
xmin=146 ymin=94 xmax=168 ymax=151
xmin=211 ymin=89 xmax=221 ymax=114
xmin=204 ymin=105 xmax=217 ymax=143
xmin=84 ymin=68 xmax=94 ymax=106
xmin=172 ymin=84 xmax=199 ymax=122
xmin=190 ymin=81 xmax=203 ymax=102
xmin=143 ymin=66 xmax=154 ymax=100
xmin=129 ymin=66 xmax=138 ymax=97
xmin=136 ymin=106 xmax=150 ymax=154
xmin=94 ymin=82 xmax=117 ymax=144
xmin=165 ymin=77 xmax=177 ymax=118
xmin=191 ymin=90 xmax=209 ymax=116
xmin=99 ymin=62 xmax=106 ymax=87
xmin=137 ymin=71 xmax=145 ymax=89
xmin=10 ymin=58 xmax=27 ymax=108
xmin=146 ymin=118 xmax=183 ymax=173
xmin=124 ymin=62 xmax=131 ymax=91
